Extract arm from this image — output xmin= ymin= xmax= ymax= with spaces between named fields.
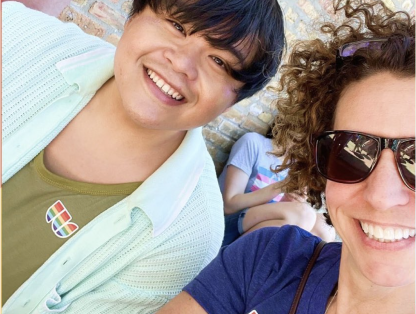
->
xmin=157 ymin=291 xmax=208 ymax=314
xmin=158 ymin=227 xmax=315 ymax=314
xmin=242 ymin=200 xmax=317 ymax=233
xmin=158 ymin=228 xmax=285 ymax=314
xmin=222 ymin=165 xmax=283 ymax=215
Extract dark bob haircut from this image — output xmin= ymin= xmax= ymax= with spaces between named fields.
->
xmin=130 ymin=0 xmax=285 ymax=102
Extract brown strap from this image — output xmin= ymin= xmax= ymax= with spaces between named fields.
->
xmin=288 ymin=240 xmax=326 ymax=314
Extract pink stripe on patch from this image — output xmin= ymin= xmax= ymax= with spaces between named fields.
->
xmin=256 ymin=173 xmax=278 ymax=185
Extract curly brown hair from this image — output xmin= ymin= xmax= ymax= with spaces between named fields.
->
xmin=270 ymin=0 xmax=415 ymax=225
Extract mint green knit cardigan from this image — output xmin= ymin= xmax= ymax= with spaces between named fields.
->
xmin=2 ymin=3 xmax=224 ymax=313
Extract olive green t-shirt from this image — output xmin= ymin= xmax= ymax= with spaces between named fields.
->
xmin=2 ymin=151 xmax=141 ymax=304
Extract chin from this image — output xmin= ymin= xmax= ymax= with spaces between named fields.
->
xmin=362 ymin=262 xmax=415 ymax=288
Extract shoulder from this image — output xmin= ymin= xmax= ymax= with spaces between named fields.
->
xmin=223 ymin=226 xmax=338 ymax=293
xmin=228 ymin=225 xmax=321 ymax=262
xmin=183 ymin=226 xmax=324 ymax=313
xmin=204 ymin=226 xmax=323 ymax=283
xmin=3 ymin=1 xmax=112 ymax=84
xmin=3 ymin=1 xmax=29 ymax=17
xmin=236 ymin=132 xmax=265 ymax=146
xmin=3 ymin=2 xmax=110 ymax=59
xmin=227 ymin=132 xmax=265 ymax=161
xmin=3 ymin=2 xmax=76 ymax=35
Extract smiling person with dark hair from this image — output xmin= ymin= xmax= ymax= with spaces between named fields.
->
xmin=157 ymin=1 xmax=415 ymax=313
xmin=1 ymin=0 xmax=284 ymax=313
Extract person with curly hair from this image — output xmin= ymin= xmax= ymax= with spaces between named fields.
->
xmin=157 ymin=0 xmax=415 ymax=313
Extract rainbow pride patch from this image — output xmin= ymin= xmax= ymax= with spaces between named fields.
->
xmin=46 ymin=200 xmax=79 ymax=238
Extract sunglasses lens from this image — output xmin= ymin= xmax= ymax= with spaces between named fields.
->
xmin=316 ymin=132 xmax=378 ymax=183
xmin=397 ymin=140 xmax=415 ymax=190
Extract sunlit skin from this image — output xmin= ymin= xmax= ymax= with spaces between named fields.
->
xmin=112 ymin=6 xmax=245 ymax=132
xmin=44 ymin=5 xmax=246 ymax=184
xmin=325 ymin=72 xmax=415 ymax=314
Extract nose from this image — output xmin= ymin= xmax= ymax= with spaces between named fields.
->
xmin=364 ymin=149 xmax=410 ymax=210
xmin=163 ymin=39 xmax=200 ymax=81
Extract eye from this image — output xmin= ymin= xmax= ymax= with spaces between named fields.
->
xmin=171 ymin=21 xmax=185 ymax=35
xmin=211 ymin=56 xmax=226 ymax=68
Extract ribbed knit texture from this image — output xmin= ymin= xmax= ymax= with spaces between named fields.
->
xmin=2 ymin=2 xmax=224 ymax=313
xmin=2 ymin=3 xmax=110 ymax=143
xmin=49 ymin=153 xmax=224 ymax=313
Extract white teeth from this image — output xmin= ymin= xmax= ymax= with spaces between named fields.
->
xmin=384 ymin=228 xmax=394 ymax=241
xmin=374 ymin=226 xmax=383 ymax=239
xmin=162 ymin=85 xmax=170 ymax=93
xmin=146 ymin=69 xmax=184 ymax=100
xmin=395 ymin=228 xmax=403 ymax=240
xmin=362 ymin=222 xmax=369 ymax=233
xmin=156 ymin=80 xmax=164 ymax=88
xmin=360 ymin=221 xmax=415 ymax=243
xmin=369 ymin=224 xmax=374 ymax=236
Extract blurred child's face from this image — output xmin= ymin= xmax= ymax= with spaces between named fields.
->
xmin=113 ymin=6 xmax=245 ymax=131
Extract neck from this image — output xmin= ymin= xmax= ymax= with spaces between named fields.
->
xmin=330 ymin=253 xmax=415 ymax=314
xmin=45 ymin=77 xmax=187 ymax=184
xmin=87 ymin=77 xmax=188 ymax=179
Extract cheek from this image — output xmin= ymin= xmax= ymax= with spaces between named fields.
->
xmin=325 ymin=180 xmax=360 ymax=207
xmin=113 ymin=60 xmax=124 ymax=94
xmin=217 ymin=85 xmax=238 ymax=109
xmin=113 ymin=49 xmax=123 ymax=80
xmin=325 ymin=180 xmax=340 ymax=209
xmin=203 ymin=83 xmax=237 ymax=114
xmin=212 ymin=75 xmax=240 ymax=100
xmin=114 ymin=62 xmax=123 ymax=78
xmin=325 ymin=181 xmax=349 ymax=224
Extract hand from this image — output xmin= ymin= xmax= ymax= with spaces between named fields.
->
xmin=263 ymin=181 xmax=284 ymax=201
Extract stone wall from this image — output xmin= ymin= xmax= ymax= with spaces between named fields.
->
xmin=59 ymin=0 xmax=415 ymax=175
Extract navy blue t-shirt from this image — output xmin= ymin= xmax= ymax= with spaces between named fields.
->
xmin=184 ymin=226 xmax=341 ymax=314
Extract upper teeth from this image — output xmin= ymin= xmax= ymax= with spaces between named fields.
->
xmin=360 ymin=221 xmax=415 ymax=243
xmin=146 ymin=69 xmax=184 ymax=100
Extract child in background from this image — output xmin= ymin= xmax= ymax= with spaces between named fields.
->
xmin=219 ymin=126 xmax=335 ymax=246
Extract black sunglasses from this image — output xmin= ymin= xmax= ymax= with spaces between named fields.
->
xmin=312 ymin=131 xmax=415 ymax=191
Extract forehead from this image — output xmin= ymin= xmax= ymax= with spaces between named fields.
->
xmin=334 ymin=72 xmax=415 ymax=138
xmin=156 ymin=1 xmax=261 ymax=65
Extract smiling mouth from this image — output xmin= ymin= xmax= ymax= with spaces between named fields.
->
xmin=146 ymin=68 xmax=184 ymax=101
xmin=360 ymin=221 xmax=415 ymax=243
